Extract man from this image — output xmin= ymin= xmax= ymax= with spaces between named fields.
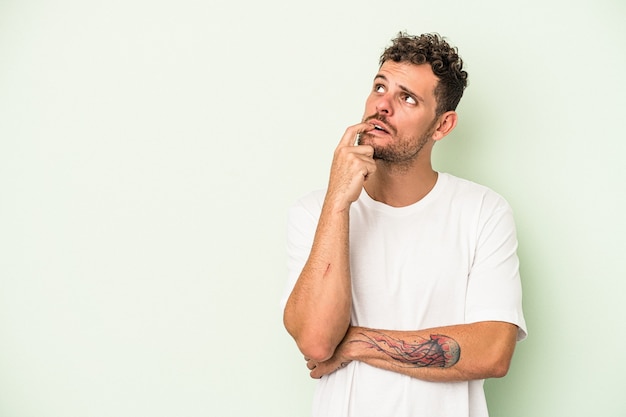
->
xmin=281 ymin=32 xmax=527 ymax=417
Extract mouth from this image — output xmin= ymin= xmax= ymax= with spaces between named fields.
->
xmin=369 ymin=120 xmax=391 ymax=135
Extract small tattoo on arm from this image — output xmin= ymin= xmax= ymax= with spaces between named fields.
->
xmin=358 ymin=331 xmax=461 ymax=368
xmin=337 ymin=361 xmax=350 ymax=371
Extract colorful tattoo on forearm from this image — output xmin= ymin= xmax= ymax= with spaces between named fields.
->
xmin=358 ymin=331 xmax=461 ymax=368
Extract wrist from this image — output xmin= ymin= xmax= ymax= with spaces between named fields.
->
xmin=342 ymin=326 xmax=362 ymax=361
xmin=323 ymin=194 xmax=352 ymax=214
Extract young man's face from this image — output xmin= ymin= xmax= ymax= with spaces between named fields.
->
xmin=359 ymin=61 xmax=441 ymax=163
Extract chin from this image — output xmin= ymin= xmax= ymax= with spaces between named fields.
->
xmin=358 ymin=132 xmax=392 ymax=147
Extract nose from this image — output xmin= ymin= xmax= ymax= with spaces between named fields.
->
xmin=375 ymin=94 xmax=393 ymax=116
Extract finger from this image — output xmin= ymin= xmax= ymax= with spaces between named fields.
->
xmin=349 ymin=149 xmax=377 ymax=170
xmin=339 ymin=122 xmax=375 ymax=148
xmin=354 ymin=144 xmax=375 ymax=159
xmin=334 ymin=145 xmax=375 ymax=164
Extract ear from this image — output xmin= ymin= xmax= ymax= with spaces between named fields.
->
xmin=432 ymin=111 xmax=458 ymax=141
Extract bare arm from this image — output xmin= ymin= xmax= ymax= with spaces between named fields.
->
xmin=283 ymin=123 xmax=376 ymax=362
xmin=307 ymin=321 xmax=518 ymax=382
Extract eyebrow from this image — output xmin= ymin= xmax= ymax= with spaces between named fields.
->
xmin=374 ymin=74 xmax=425 ymax=104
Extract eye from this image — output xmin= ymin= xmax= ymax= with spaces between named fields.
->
xmin=403 ymin=94 xmax=417 ymax=105
xmin=374 ymin=84 xmax=385 ymax=93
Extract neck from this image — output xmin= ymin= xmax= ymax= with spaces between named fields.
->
xmin=364 ymin=159 xmax=438 ymax=207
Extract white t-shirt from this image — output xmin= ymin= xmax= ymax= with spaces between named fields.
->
xmin=282 ymin=172 xmax=527 ymax=417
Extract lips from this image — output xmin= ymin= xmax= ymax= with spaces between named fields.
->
xmin=369 ymin=119 xmax=391 ymax=135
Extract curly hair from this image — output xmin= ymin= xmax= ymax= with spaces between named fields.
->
xmin=380 ymin=32 xmax=468 ymax=116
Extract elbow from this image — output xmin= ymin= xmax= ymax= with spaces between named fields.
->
xmin=466 ymin=358 xmax=510 ymax=380
xmin=297 ymin=339 xmax=336 ymax=362
xmin=464 ymin=350 xmax=513 ymax=380
xmin=477 ymin=323 xmax=518 ymax=379
xmin=483 ymin=352 xmax=513 ymax=379
xmin=489 ymin=359 xmax=511 ymax=378
xmin=288 ymin=325 xmax=337 ymax=362
xmin=283 ymin=314 xmax=336 ymax=362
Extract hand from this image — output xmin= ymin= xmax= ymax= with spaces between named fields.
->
xmin=304 ymin=356 xmax=352 ymax=379
xmin=325 ymin=122 xmax=377 ymax=211
xmin=305 ymin=338 xmax=353 ymax=379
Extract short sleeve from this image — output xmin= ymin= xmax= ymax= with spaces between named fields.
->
xmin=465 ymin=198 xmax=528 ymax=341
xmin=279 ymin=191 xmax=324 ymax=312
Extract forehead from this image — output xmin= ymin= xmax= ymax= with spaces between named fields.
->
xmin=376 ymin=61 xmax=439 ymax=100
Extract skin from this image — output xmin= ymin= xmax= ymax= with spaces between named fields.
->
xmin=283 ymin=61 xmax=518 ymax=382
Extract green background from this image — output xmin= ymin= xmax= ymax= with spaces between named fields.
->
xmin=1 ymin=0 xmax=624 ymax=416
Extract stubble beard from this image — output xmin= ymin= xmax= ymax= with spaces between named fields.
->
xmin=358 ymin=114 xmax=435 ymax=170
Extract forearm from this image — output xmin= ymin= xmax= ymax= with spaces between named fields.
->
xmin=284 ymin=122 xmax=377 ymax=361
xmin=311 ymin=322 xmax=518 ymax=382
xmin=283 ymin=201 xmax=352 ymax=361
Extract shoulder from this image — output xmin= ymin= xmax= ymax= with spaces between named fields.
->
xmin=290 ymin=188 xmax=326 ymax=211
xmin=287 ymin=188 xmax=327 ymax=224
xmin=440 ymin=173 xmax=512 ymax=212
